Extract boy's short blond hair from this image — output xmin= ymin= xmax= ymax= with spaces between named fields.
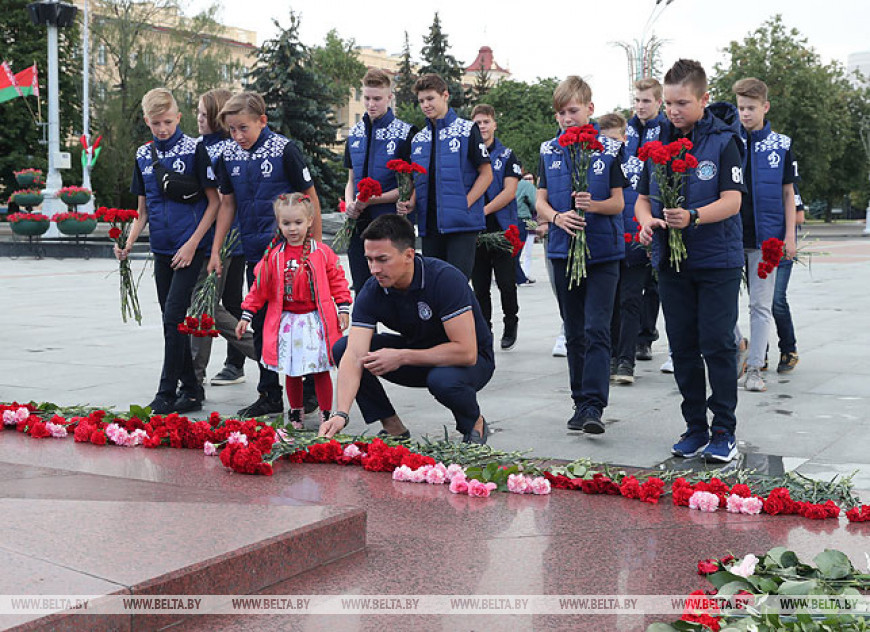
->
xmin=553 ymin=76 xmax=592 ymax=111
xmin=141 ymin=88 xmax=178 ymax=119
xmin=471 ymin=103 xmax=496 ymax=119
xmin=219 ymin=92 xmax=266 ymax=126
xmin=733 ymin=77 xmax=768 ymax=103
xmin=598 ymin=112 xmax=627 ymax=133
xmin=664 ymin=59 xmax=707 ymax=98
xmin=363 ymin=68 xmax=392 ymax=89
xmin=634 ymin=77 xmax=662 ymax=101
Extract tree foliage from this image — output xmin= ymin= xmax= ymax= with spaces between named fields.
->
xmin=249 ymin=12 xmax=342 ymax=211
xmin=483 ymin=78 xmax=560 ymax=176
xmin=470 ymin=64 xmax=491 ymax=104
xmin=394 ymin=31 xmax=416 ymax=109
xmin=418 ymin=12 xmax=467 ymax=110
xmin=310 ymin=28 xmax=366 ymax=108
xmin=710 ymin=14 xmax=868 ymax=209
xmin=0 ymin=0 xmax=81 ymax=198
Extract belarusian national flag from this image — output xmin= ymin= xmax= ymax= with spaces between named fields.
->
xmin=0 ymin=62 xmax=39 ymax=103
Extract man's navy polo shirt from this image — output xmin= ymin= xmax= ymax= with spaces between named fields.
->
xmin=352 ymin=255 xmax=494 ymax=363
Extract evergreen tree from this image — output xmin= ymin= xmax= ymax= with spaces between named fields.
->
xmin=0 ymin=0 xmax=81 ymax=198
xmin=418 ymin=12 xmax=467 ymax=110
xmin=249 ymin=12 xmax=342 ymax=211
xmin=470 ymin=64 xmax=491 ymax=104
xmin=394 ymin=31 xmax=416 ymax=108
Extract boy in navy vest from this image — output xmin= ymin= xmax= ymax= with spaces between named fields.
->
xmin=209 ymin=92 xmax=321 ymax=419
xmin=599 ymin=112 xmax=646 ymax=386
xmin=124 ymin=87 xmax=221 ymax=415
xmin=401 ymin=74 xmax=492 ymax=279
xmin=627 ymin=78 xmax=667 ymax=364
xmin=734 ymin=77 xmax=799 ymax=393
xmin=536 ymin=76 xmax=627 ymax=435
xmin=470 ymin=104 xmax=522 ymax=350
xmin=343 ymin=68 xmax=416 ymax=293
xmin=636 ymin=59 xmax=746 ymax=463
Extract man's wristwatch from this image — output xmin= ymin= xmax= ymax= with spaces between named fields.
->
xmin=687 ymin=208 xmax=700 ymax=227
xmin=330 ymin=411 xmax=350 ymax=424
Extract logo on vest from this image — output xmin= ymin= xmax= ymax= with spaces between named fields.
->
xmin=231 ymin=166 xmax=241 ymax=177
xmin=645 ymin=128 xmax=660 ymax=141
xmin=696 ymin=160 xmax=717 ymax=181
xmin=630 ymin=174 xmax=640 ymax=189
xmin=417 ymin=301 xmax=433 ymax=321
xmin=479 ymin=143 xmax=489 ymax=158
xmin=261 ymin=159 xmax=273 ymax=178
xmin=173 ymin=158 xmax=186 ymax=173
xmin=513 ymin=163 xmax=522 ymax=176
xmin=143 ymin=165 xmax=153 ymax=175
xmin=592 ymin=159 xmax=605 ymax=176
xmin=206 ymin=166 xmax=215 ymax=181
xmin=302 ymin=167 xmax=312 ymax=182
xmin=494 ymin=158 xmax=503 ymax=171
xmin=449 ymin=138 xmax=461 ymax=153
xmin=549 ymin=160 xmax=562 ymax=170
xmin=351 ymin=140 xmax=360 ymax=148
xmin=386 ymin=140 xmax=396 ymax=155
xmin=414 ymin=146 xmax=422 ymax=155
xmin=767 ymin=152 xmax=781 ymax=169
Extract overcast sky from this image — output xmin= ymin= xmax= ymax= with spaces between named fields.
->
xmin=197 ymin=0 xmax=870 ymax=112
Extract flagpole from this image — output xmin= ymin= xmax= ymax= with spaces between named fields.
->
xmin=80 ymin=0 xmax=94 ymax=212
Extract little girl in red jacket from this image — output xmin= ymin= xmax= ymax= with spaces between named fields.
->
xmin=236 ymin=193 xmax=352 ymax=428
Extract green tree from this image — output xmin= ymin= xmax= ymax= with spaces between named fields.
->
xmin=483 ymin=78 xmax=560 ymax=176
xmin=418 ymin=12 xmax=467 ymax=110
xmin=89 ymin=0 xmax=237 ymax=207
xmin=394 ymin=31 xmax=416 ymax=108
xmin=249 ymin=12 xmax=342 ymax=211
xmin=470 ymin=64 xmax=491 ymax=104
xmin=710 ymin=15 xmax=865 ymax=209
xmin=0 ymin=0 xmax=81 ymax=199
xmin=310 ymin=28 xmax=366 ymax=108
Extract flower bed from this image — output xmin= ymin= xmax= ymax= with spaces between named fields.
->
xmin=7 ymin=212 xmax=50 ymax=236
xmin=2 ymin=401 xmax=870 ymax=521
xmin=54 ymin=211 xmax=97 ymax=235
xmin=57 ymin=186 xmax=92 ymax=206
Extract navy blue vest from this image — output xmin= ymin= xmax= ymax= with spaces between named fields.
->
xmin=740 ymin=121 xmax=791 ymax=247
xmin=539 ymin=131 xmax=625 ymax=263
xmin=219 ymin=127 xmax=305 ymax=262
xmin=648 ymin=105 xmax=744 ymax=270
xmin=410 ymin=109 xmax=486 ymax=235
xmin=484 ymin=138 xmax=520 ymax=231
xmin=346 ymin=108 xmax=413 ymax=221
xmin=620 ymin=150 xmax=647 ymax=266
xmin=626 ymin=113 xmax=666 ymax=157
xmin=200 ymin=132 xmax=241 ymax=256
xmin=134 ymin=128 xmax=210 ymax=256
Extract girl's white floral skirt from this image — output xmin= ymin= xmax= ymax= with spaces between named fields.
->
xmin=264 ymin=310 xmax=331 ymax=377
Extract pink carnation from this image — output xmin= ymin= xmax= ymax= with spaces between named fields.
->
xmin=392 ymin=465 xmax=413 ymax=482
xmin=530 ymin=477 xmax=552 ymax=495
xmin=228 ymin=431 xmax=248 ymax=446
xmin=726 ymin=494 xmax=745 ymax=513
xmin=449 ymin=474 xmax=469 ymax=494
xmin=203 ymin=442 xmax=217 ymax=456
xmin=467 ymin=479 xmax=497 ymax=498
xmin=425 ymin=465 xmax=448 ymax=485
xmin=45 ymin=422 xmax=68 ymax=438
xmin=276 ymin=428 xmax=290 ymax=443
xmin=342 ymin=444 xmax=362 ymax=459
xmin=446 ymin=464 xmax=465 ymax=480
xmin=15 ymin=407 xmax=29 ymax=423
xmin=2 ymin=410 xmax=17 ymax=426
xmin=688 ymin=490 xmax=720 ymax=512
xmin=740 ymin=497 xmax=763 ymax=515
xmin=508 ymin=474 xmax=531 ymax=494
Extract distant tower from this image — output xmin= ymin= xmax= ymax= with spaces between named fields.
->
xmin=463 ymin=46 xmax=511 ymax=87
xmin=612 ymin=0 xmax=675 ymax=105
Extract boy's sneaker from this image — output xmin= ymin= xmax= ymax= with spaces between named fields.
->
xmin=635 ymin=343 xmax=652 ymax=361
xmin=567 ymin=407 xmax=585 ymax=431
xmin=743 ymin=367 xmax=766 ymax=392
xmin=582 ymin=414 xmax=605 ymax=435
xmin=672 ymin=430 xmax=709 ymax=458
xmin=173 ymin=393 xmax=202 ymax=414
xmin=614 ymin=362 xmax=634 ymax=385
xmin=211 ymin=364 xmax=245 ymax=386
xmin=703 ymin=430 xmax=738 ymax=463
xmin=148 ymin=395 xmax=175 ymax=416
xmin=777 ymin=352 xmax=799 ymax=374
xmin=517 ymin=278 xmax=536 ymax=287
xmin=552 ymin=334 xmax=567 ymax=357
xmin=238 ymin=393 xmax=283 ymax=418
xmin=609 ymin=357 xmax=618 ymax=381
xmin=501 ymin=322 xmax=518 ymax=351
xmin=660 ymin=357 xmax=674 ymax=373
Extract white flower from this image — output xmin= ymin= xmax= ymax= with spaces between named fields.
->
xmin=731 ymin=554 xmax=759 ymax=578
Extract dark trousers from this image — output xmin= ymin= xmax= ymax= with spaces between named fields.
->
xmin=421 ymin=231 xmax=478 ymax=279
xmin=772 ymin=260 xmax=797 ymax=354
xmin=346 ymin=231 xmax=372 ymax=295
xmin=657 ymin=266 xmax=741 ymax=435
xmin=332 ymin=333 xmax=494 ymax=435
xmin=638 ymin=266 xmax=660 ymax=345
xmin=471 ymin=243 xmax=518 ymax=330
xmin=551 ymin=258 xmax=619 ymax=415
xmin=245 ymin=262 xmax=282 ymax=399
xmin=610 ymin=262 xmax=648 ymax=366
xmin=222 ymin=255 xmax=247 ymax=369
xmin=153 ymin=251 xmax=205 ymax=399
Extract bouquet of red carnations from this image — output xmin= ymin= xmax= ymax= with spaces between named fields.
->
xmin=557 ymin=125 xmax=604 ymax=288
xmin=477 ymin=224 xmax=524 ymax=257
xmin=97 ymin=206 xmax=142 ymax=325
xmin=332 ymin=177 xmax=382 ymax=253
xmin=386 ymin=159 xmax=426 ymax=203
xmin=638 ymin=138 xmax=699 ymax=272
xmin=180 ymin=229 xmax=240 ymax=338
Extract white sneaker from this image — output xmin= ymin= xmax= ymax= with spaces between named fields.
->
xmin=743 ymin=367 xmax=766 ymax=392
xmin=552 ymin=334 xmax=567 ymax=357
xmin=660 ymin=357 xmax=674 ymax=373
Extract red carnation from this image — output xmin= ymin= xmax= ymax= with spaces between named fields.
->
xmin=108 ymin=227 xmax=121 ymax=240
xmin=671 ymin=159 xmax=687 ymax=173
xmin=356 ymin=177 xmax=383 ymax=204
xmin=639 ymin=477 xmax=665 ymax=504
xmin=29 ymin=422 xmax=50 ymax=439
xmin=90 ymin=429 xmax=107 ymax=445
xmin=697 ymin=559 xmax=720 ymax=575
xmin=619 ymin=475 xmax=641 ymax=499
xmin=624 ymin=232 xmax=633 ymax=243
xmin=410 ymin=162 xmax=427 ymax=174
xmin=685 ymin=154 xmax=699 ymax=169
xmin=846 ymin=505 xmax=870 ymax=522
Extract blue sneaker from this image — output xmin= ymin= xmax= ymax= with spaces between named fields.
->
xmin=672 ymin=430 xmax=709 ymax=458
xmin=703 ymin=430 xmax=738 ymax=463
